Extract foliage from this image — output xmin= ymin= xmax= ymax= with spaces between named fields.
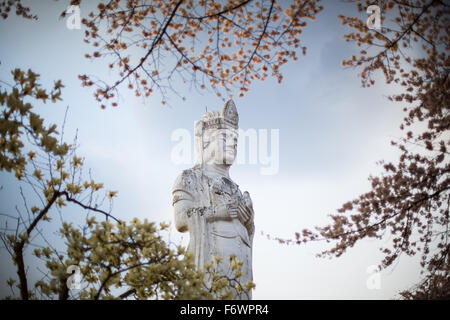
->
xmin=288 ymin=0 xmax=449 ymax=299
xmin=32 ymin=218 xmax=246 ymax=300
xmin=399 ymin=250 xmax=449 ymax=299
xmin=0 ymin=0 xmax=38 ymax=20
xmin=73 ymin=0 xmax=322 ymax=107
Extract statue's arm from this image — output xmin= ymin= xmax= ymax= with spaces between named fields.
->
xmin=173 ymin=192 xmax=233 ymax=230
xmin=204 ymin=203 xmax=233 ymax=221
xmin=172 ymin=170 xmax=243 ymax=230
xmin=172 ymin=189 xmax=195 ymax=232
xmin=173 ymin=169 xmax=202 ymax=232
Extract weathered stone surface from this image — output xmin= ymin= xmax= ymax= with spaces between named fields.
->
xmin=172 ymin=100 xmax=254 ymax=299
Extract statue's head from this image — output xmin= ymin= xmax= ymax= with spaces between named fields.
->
xmin=194 ymin=100 xmax=239 ymax=166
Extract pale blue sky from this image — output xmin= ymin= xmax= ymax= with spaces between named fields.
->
xmin=0 ymin=0 xmax=423 ymax=299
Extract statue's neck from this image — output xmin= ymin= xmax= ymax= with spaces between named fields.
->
xmin=203 ymin=163 xmax=230 ymax=179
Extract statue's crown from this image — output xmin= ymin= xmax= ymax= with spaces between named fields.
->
xmin=195 ymin=100 xmax=239 ymax=136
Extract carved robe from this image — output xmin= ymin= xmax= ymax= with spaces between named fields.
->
xmin=172 ymin=165 xmax=254 ymax=299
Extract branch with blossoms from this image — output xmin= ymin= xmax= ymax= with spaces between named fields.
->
xmin=267 ymin=0 xmax=449 ymax=299
xmin=76 ymin=0 xmax=322 ymax=107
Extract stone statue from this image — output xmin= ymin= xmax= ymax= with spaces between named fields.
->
xmin=172 ymin=100 xmax=255 ymax=299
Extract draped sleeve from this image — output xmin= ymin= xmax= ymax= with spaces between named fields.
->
xmin=172 ymin=168 xmax=199 ymax=232
xmin=172 ymin=167 xmax=211 ymax=268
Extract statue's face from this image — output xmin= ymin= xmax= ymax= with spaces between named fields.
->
xmin=203 ymin=128 xmax=238 ymax=166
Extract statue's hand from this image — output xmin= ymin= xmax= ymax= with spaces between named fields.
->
xmin=225 ymin=198 xmax=253 ymax=224
xmin=210 ymin=203 xmax=235 ymax=221
xmin=238 ymin=202 xmax=252 ymax=224
xmin=227 ymin=203 xmax=239 ymax=220
xmin=227 ymin=202 xmax=251 ymax=224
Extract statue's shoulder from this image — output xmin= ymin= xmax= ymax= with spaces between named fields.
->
xmin=172 ymin=165 xmax=202 ymax=193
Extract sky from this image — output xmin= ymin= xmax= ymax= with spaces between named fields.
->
xmin=0 ymin=0 xmax=425 ymax=299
